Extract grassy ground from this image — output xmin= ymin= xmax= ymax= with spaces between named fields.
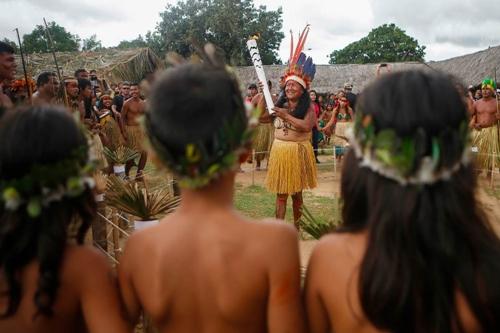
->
xmin=485 ymin=187 xmax=500 ymax=200
xmin=234 ymin=183 xmax=341 ymax=229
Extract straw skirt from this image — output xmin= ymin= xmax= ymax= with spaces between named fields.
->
xmin=265 ymin=139 xmax=317 ymax=194
xmin=125 ymin=125 xmax=144 ymax=152
xmin=472 ymin=126 xmax=500 ymax=171
xmin=253 ymin=123 xmax=274 ymax=162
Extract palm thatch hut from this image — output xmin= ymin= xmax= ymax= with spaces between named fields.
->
xmin=17 ymin=48 xmax=163 ymax=84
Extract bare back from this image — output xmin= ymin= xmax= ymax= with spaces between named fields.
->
xmin=119 ymin=210 xmax=304 ymax=333
xmin=305 ymin=233 xmax=481 ymax=333
xmin=0 ymin=246 xmax=131 ymax=333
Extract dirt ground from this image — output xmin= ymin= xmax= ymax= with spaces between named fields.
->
xmin=236 ymin=154 xmax=500 ymax=268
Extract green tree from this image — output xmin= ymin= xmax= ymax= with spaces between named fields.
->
xmin=155 ymin=0 xmax=284 ymax=65
xmin=82 ymin=34 xmax=103 ymax=51
xmin=116 ymin=35 xmax=148 ymax=49
xmin=23 ymin=21 xmax=80 ymax=53
xmin=1 ymin=38 xmax=19 ymax=53
xmin=329 ymin=23 xmax=426 ymax=64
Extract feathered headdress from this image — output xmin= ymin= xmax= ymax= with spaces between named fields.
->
xmin=284 ymin=25 xmax=316 ymax=90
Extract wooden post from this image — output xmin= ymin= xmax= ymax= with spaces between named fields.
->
xmin=251 ymin=149 xmax=256 ymax=186
xmin=112 ymin=210 xmax=121 ymax=260
xmin=93 ymin=199 xmax=108 ymax=251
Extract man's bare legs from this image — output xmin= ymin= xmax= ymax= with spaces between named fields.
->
xmin=276 ymin=194 xmax=288 ymax=220
xmin=291 ymin=192 xmax=303 ymax=230
xmin=136 ymin=152 xmax=148 ymax=181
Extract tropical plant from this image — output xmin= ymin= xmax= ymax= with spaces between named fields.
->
xmin=93 ymin=171 xmax=108 ymax=194
xmin=105 ymin=175 xmax=180 ymax=221
xmin=103 ymin=145 xmax=140 ymax=165
xmin=299 ymin=202 xmax=342 ymax=239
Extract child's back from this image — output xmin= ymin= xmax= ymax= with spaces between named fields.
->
xmin=118 ymin=53 xmax=305 ymax=332
xmin=120 ymin=195 xmax=302 ymax=332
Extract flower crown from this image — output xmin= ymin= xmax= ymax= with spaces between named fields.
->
xmin=1 ymin=146 xmax=96 ymax=218
xmin=348 ymin=112 xmax=471 ymax=186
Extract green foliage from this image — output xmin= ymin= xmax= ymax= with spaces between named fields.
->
xmin=299 ymin=205 xmax=341 ymax=240
xmin=23 ymin=21 xmax=80 ymax=53
xmin=155 ymin=0 xmax=284 ymax=65
xmin=1 ymin=38 xmax=19 ymax=53
xmin=116 ymin=31 xmax=164 ymax=56
xmin=105 ymin=175 xmax=180 ymax=220
xmin=329 ymin=23 xmax=426 ymax=64
xmin=234 ymin=184 xmax=340 ymax=231
xmin=82 ymin=34 xmax=103 ymax=51
xmin=117 ymin=35 xmax=148 ymax=49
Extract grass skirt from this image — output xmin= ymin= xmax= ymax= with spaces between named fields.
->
xmin=472 ymin=125 xmax=500 ymax=171
xmin=333 ymin=121 xmax=352 ymax=147
xmin=265 ymin=139 xmax=317 ymax=194
xmin=101 ymin=115 xmax=123 ymax=150
xmin=253 ymin=123 xmax=274 ymax=162
xmin=126 ymin=125 xmax=144 ymax=152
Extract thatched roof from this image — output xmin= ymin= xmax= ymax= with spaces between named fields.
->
xmin=235 ymin=45 xmax=500 ymax=94
xmin=18 ymin=44 xmax=499 ymax=92
xmin=427 ymin=45 xmax=500 ymax=85
xmin=17 ymin=48 xmax=163 ymax=84
xmin=234 ymin=62 xmax=430 ymax=94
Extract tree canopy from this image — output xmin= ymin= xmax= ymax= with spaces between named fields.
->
xmin=328 ymin=23 xmax=426 ymax=64
xmin=22 ymin=21 xmax=80 ymax=53
xmin=82 ymin=34 xmax=103 ymax=51
xmin=155 ymin=0 xmax=284 ymax=65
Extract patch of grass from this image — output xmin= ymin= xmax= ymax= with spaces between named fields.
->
xmin=485 ymin=187 xmax=500 ymax=200
xmin=235 ymin=184 xmax=342 ymax=230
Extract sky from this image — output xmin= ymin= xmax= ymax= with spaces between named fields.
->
xmin=1 ymin=0 xmax=500 ymax=64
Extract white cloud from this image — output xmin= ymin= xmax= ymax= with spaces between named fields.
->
xmin=1 ymin=0 xmax=499 ymax=63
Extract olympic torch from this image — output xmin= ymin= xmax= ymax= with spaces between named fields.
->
xmin=246 ymin=36 xmax=275 ymax=114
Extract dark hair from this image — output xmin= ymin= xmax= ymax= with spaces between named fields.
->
xmin=275 ymin=82 xmax=311 ymax=119
xmin=248 ymin=83 xmax=257 ymax=89
xmin=339 ymin=70 xmax=500 ymax=332
xmin=130 ymin=82 xmax=139 ymax=88
xmin=0 ymin=41 xmax=15 ymax=54
xmin=74 ymin=69 xmax=87 ymax=78
xmin=0 ymin=106 xmax=95 ymax=318
xmin=77 ymin=79 xmax=93 ymax=119
xmin=36 ymin=71 xmax=56 ymax=87
xmin=146 ymin=63 xmax=246 ymax=177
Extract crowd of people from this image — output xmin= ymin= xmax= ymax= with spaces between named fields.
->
xmin=1 ymin=36 xmax=500 ymax=333
xmin=0 ymin=42 xmax=149 ymax=180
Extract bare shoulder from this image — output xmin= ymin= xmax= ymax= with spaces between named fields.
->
xmin=62 ymin=245 xmax=113 ymax=280
xmin=247 ymin=218 xmax=299 ymax=255
xmin=253 ymin=218 xmax=297 ymax=240
xmin=310 ymin=232 xmax=366 ymax=268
